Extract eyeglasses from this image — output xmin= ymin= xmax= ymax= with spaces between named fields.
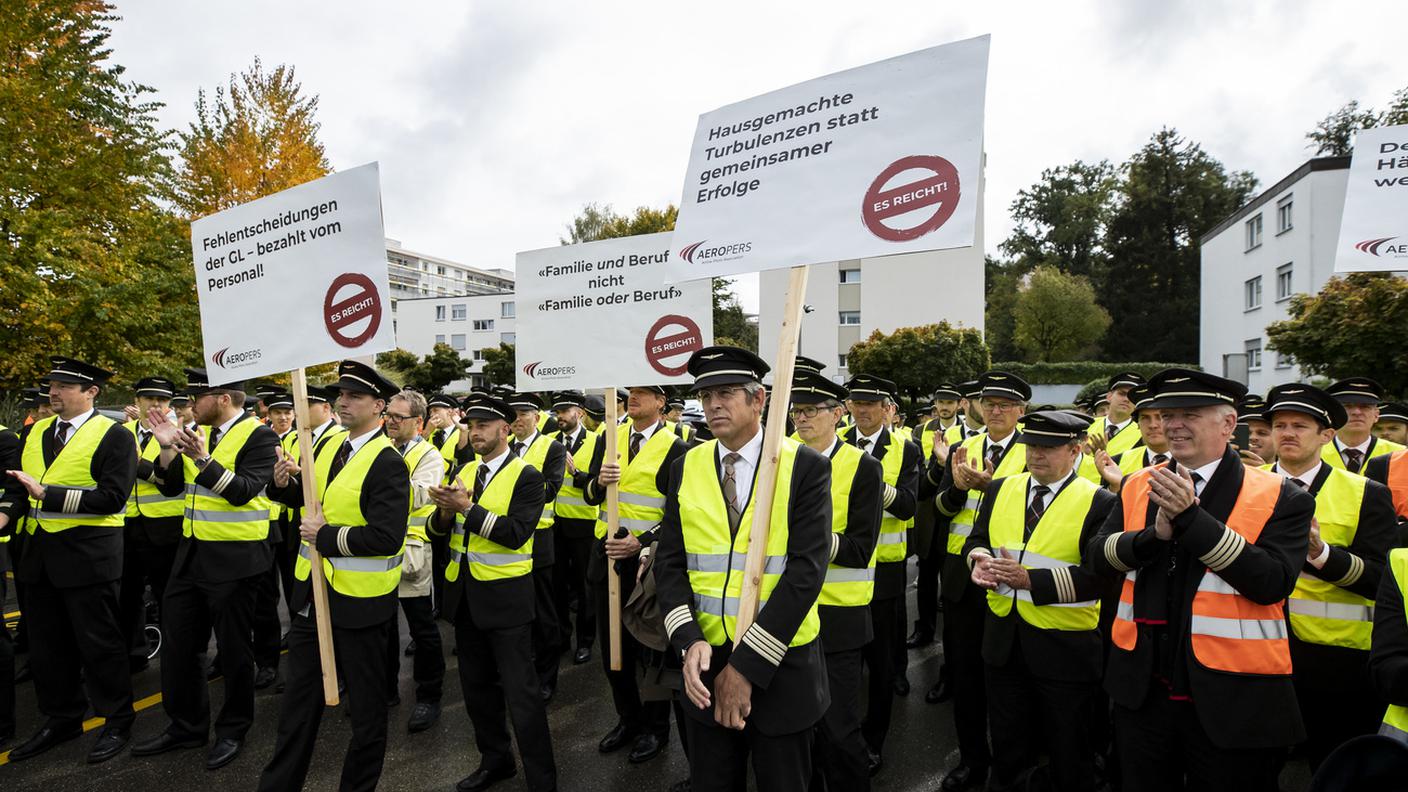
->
xmin=788 ymin=405 xmax=830 ymax=419
xmin=982 ymin=400 xmax=1023 ymax=412
xmin=697 ymin=386 xmax=747 ymax=404
xmin=384 ymin=412 xmax=417 ymax=423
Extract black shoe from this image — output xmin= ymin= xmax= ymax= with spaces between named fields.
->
xmin=457 ymin=764 xmax=516 ymax=792
xmin=8 ymin=722 xmax=82 ymax=761
xmin=87 ymin=725 xmax=130 ymax=764
xmin=253 ymin=666 xmax=278 ymax=690
xmin=893 ymin=675 xmax=910 ymax=696
xmin=206 ymin=656 xmax=222 ymax=681
xmin=866 ymin=746 xmax=882 ymax=777
xmin=404 ymin=639 xmax=416 ymax=657
xmin=905 ymin=630 xmax=934 ymax=649
xmin=539 ymin=684 xmax=554 ymax=702
xmin=407 ymin=701 xmax=441 ymax=733
xmin=925 ymin=679 xmax=953 ymax=704
xmin=628 ymin=733 xmax=664 ymax=763
xmin=573 ymin=646 xmax=592 ymax=665
xmin=598 ymin=721 xmax=634 ymax=753
xmin=205 ymin=737 xmax=241 ymax=770
xmin=131 ymin=731 xmax=207 ymax=757
xmin=940 ymin=763 xmax=987 ymax=791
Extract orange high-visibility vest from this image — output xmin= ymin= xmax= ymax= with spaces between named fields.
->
xmin=1111 ymin=463 xmax=1290 ymax=676
xmin=1386 ymin=451 xmax=1408 ymax=521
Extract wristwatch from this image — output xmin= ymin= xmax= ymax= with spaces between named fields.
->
xmin=194 ymin=456 xmax=214 ymax=470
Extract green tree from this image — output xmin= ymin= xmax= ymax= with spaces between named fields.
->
xmin=0 ymin=1 xmax=198 ymax=389
xmin=1306 ymin=87 xmax=1408 ymax=156
xmin=1012 ymin=266 xmax=1110 ymax=362
xmin=481 ymin=343 xmax=517 ymax=387
xmin=845 ymin=322 xmax=990 ymax=403
xmin=172 ymin=57 xmax=331 ymax=217
xmin=984 ymin=256 xmax=1024 ymax=362
xmin=1001 ymin=160 xmax=1117 ymax=281
xmin=712 ymin=278 xmax=758 ymax=353
xmin=1099 ymin=128 xmax=1257 ymax=361
xmin=375 ymin=345 xmax=470 ymax=392
xmin=1266 ymin=273 xmax=1408 ymax=396
xmin=375 ymin=348 xmax=420 ymax=375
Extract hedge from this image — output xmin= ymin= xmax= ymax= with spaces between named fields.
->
xmin=988 ymin=361 xmax=1199 ymax=386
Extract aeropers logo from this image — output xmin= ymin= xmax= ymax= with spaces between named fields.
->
xmin=522 ymin=361 xmax=576 ymax=380
xmin=211 ymin=346 xmax=262 ymax=369
xmin=678 ymin=239 xmax=752 ymax=264
xmin=1355 ymin=237 xmax=1407 ymax=257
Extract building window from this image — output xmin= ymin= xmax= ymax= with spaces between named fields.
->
xmin=1276 ymin=195 xmax=1293 ymax=234
xmin=837 ymin=353 xmax=848 ymax=368
xmin=1276 ymin=349 xmax=1294 ymax=369
xmin=450 ymin=334 xmax=466 ymax=351
xmin=839 ymin=311 xmax=861 ymax=325
xmin=1245 ymin=214 xmax=1263 ymax=251
xmin=1244 ymin=276 xmax=1262 ymax=311
xmin=435 ymin=334 xmax=446 ymax=345
xmin=1276 ymin=263 xmax=1293 ymax=301
xmin=839 ymin=269 xmax=861 ymax=284
xmin=435 ymin=305 xmax=446 ymax=322
xmin=451 ymin=303 xmax=466 ymax=321
xmin=501 ymin=332 xmax=516 ymax=345
xmin=472 ymin=349 xmax=485 ymax=361
xmin=473 ymin=319 xmax=495 ymax=331
xmin=501 ymin=301 xmax=515 ymax=319
xmin=1245 ymin=338 xmax=1262 ymax=371
xmin=437 ymin=266 xmax=446 ymax=275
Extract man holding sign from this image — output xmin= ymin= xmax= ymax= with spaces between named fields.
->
xmin=655 ymin=346 xmax=831 ymax=792
xmin=258 ymin=361 xmax=410 ymax=792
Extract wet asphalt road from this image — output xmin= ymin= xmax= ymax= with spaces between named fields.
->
xmin=2 ymin=562 xmax=1313 ymax=791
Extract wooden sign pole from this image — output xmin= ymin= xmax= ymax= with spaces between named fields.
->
xmin=604 ymin=388 xmax=623 ymax=671
xmin=290 ymin=369 xmax=340 ymax=705
xmin=734 ymin=265 xmax=809 ymax=642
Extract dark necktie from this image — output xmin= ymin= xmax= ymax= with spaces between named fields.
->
xmin=1344 ymin=449 xmax=1365 ymax=474
xmin=1025 ymin=484 xmax=1051 ymax=538
xmin=629 ymin=432 xmax=644 ymax=463
xmin=511 ymin=440 xmax=525 ymax=458
xmin=328 ymin=440 xmax=352 ymax=481
xmin=721 ymin=452 xmax=743 ymax=532
xmin=988 ymin=442 xmax=1004 ymax=468
xmin=54 ymin=421 xmax=72 ymax=453
xmin=1291 ymin=478 xmax=1309 ymax=490
xmin=1106 ymin=423 xmax=1118 ymax=441
xmin=138 ymin=429 xmax=152 ymax=451
xmin=858 ymin=438 xmax=872 ymax=453
xmin=1190 ymin=471 xmax=1204 ymax=495
xmin=208 ymin=425 xmax=223 ymax=453
xmin=1152 ymin=453 xmax=1168 ymax=466
xmin=474 ymin=463 xmax=490 ymax=501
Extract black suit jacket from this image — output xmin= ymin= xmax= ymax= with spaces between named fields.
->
xmin=1366 ymin=451 xmax=1408 ymax=545
xmin=127 ymin=429 xmax=184 ymax=546
xmin=432 ymin=456 xmax=544 ymax=630
xmin=515 ymin=434 xmax=565 ymax=568
xmin=1 ymin=413 xmax=137 ymax=587
xmin=1087 ymin=447 xmax=1314 ymax=749
xmin=933 ymin=433 xmax=1025 ymax=602
xmin=271 ymin=436 xmax=410 ymax=628
xmin=159 ymin=414 xmax=278 ymax=583
xmin=655 ymin=438 xmax=832 ymax=736
xmin=965 ymin=473 xmax=1116 ymax=681
xmin=1370 ymin=553 xmax=1408 ymax=710
xmin=553 ymin=427 xmax=598 ymax=540
xmin=841 ymin=426 xmax=919 ymax=600
xmin=819 ymin=443 xmax=884 ymax=652
xmin=584 ymin=423 xmax=688 ymax=581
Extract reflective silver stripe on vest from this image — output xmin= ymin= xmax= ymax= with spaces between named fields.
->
xmin=1197 ymin=571 xmax=1239 ymax=595
xmin=618 ymin=516 xmax=660 ymax=533
xmin=1381 ymin=721 xmax=1408 ymax=744
xmin=33 ymin=510 xmax=123 ymax=522
xmin=825 ymin=567 xmax=875 ymax=584
xmin=1115 ymin=598 xmax=1135 ymax=622
xmin=998 ymin=548 xmax=1068 ymax=570
xmin=136 ymin=493 xmax=184 ymax=505
xmin=995 ymin=582 xmax=1096 ymax=608
xmin=299 ymin=545 xmax=403 ymax=571
xmin=949 ymin=496 xmax=981 ymax=537
xmin=1189 ymin=614 xmax=1289 ymax=640
xmin=467 ymin=551 xmax=532 ymax=566
xmin=556 ymin=494 xmax=589 ymax=507
xmin=694 ymin=593 xmax=769 ymax=617
xmin=184 ymin=508 xmax=273 ymax=523
xmin=686 ymin=552 xmax=787 ymax=576
xmin=878 ymin=533 xmax=906 ymax=545
xmin=1286 ymin=598 xmax=1375 ymax=622
xmin=618 ymin=491 xmax=666 ymax=509
xmin=408 ymin=515 xmax=430 ymax=527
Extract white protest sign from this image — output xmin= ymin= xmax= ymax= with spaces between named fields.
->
xmin=664 ymin=35 xmax=989 ymax=282
xmin=191 ymin=163 xmax=393 ymax=384
xmin=514 ymin=232 xmax=713 ymax=391
xmin=1334 ymin=124 xmax=1408 ymax=273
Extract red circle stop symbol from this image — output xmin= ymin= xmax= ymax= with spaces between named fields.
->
xmin=323 ymin=273 xmax=383 ymax=348
xmin=861 ymin=155 xmax=962 ymax=242
xmin=645 ymin=314 xmax=703 ymax=377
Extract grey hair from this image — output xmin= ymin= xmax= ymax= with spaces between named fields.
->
xmin=742 ymin=382 xmax=766 ymax=399
xmin=392 ymin=389 xmax=427 ymax=419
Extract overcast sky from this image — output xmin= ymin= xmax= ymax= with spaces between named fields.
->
xmin=109 ymin=1 xmax=1408 ymax=312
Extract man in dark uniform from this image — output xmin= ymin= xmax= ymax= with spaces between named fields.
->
xmin=1 ymin=357 xmax=137 ymax=763
xmin=1376 ymin=402 xmax=1408 ymax=446
xmin=0 ymin=418 xmax=17 ymax=748
xmin=252 ymin=388 xmax=296 ymax=689
xmin=1324 ymin=378 xmax=1406 ymax=472
xmin=656 ymin=346 xmax=831 ymax=792
xmin=132 ymin=369 xmax=278 ymax=770
xmin=583 ymin=384 xmax=690 ymax=764
xmin=1088 ymin=368 xmax=1315 ymax=791
xmin=429 ymin=393 xmax=556 ymax=792
xmin=909 ymin=382 xmax=963 ymax=651
xmin=258 ymin=361 xmax=410 ymax=792
xmin=840 ymin=373 xmax=919 ymax=774
xmin=790 ymin=372 xmax=882 ymax=792
xmin=965 ymin=410 xmax=1117 ymax=791
xmin=549 ymin=390 xmax=599 ymax=665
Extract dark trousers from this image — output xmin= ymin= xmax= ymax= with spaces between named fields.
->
xmin=26 ymin=574 xmax=134 ymax=728
xmin=944 ymin=582 xmax=991 ymax=769
xmin=915 ymin=545 xmax=943 ymax=638
xmin=8 ymin=535 xmax=27 ymax=654
xmin=119 ymin=537 xmax=176 ymax=664
xmin=594 ymin=572 xmax=670 ymax=736
xmin=986 ymin=642 xmax=1096 ymax=791
xmin=532 ymin=564 xmax=560 ymax=691
xmin=276 ymin=538 xmax=299 ymax=615
xmin=0 ymin=571 xmax=15 ymax=737
xmin=892 ymin=592 xmax=909 ymax=679
xmin=1114 ymin=684 xmax=1286 ymax=792
xmin=812 ymin=648 xmax=869 ymax=792
xmin=160 ymin=572 xmax=259 ymax=740
xmin=552 ymin=527 xmax=595 ymax=651
xmin=454 ymin=599 xmax=557 ymax=792
xmin=1291 ymin=641 xmax=1382 ymax=772
xmin=258 ymin=611 xmax=390 ymax=792
xmin=252 ymin=555 xmax=283 ymax=669
xmin=386 ymin=595 xmax=444 ymax=703
xmin=684 ymin=711 xmax=812 ymax=792
xmin=430 ymin=529 xmax=449 ymax=612
xmin=861 ymin=593 xmax=899 ymax=752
